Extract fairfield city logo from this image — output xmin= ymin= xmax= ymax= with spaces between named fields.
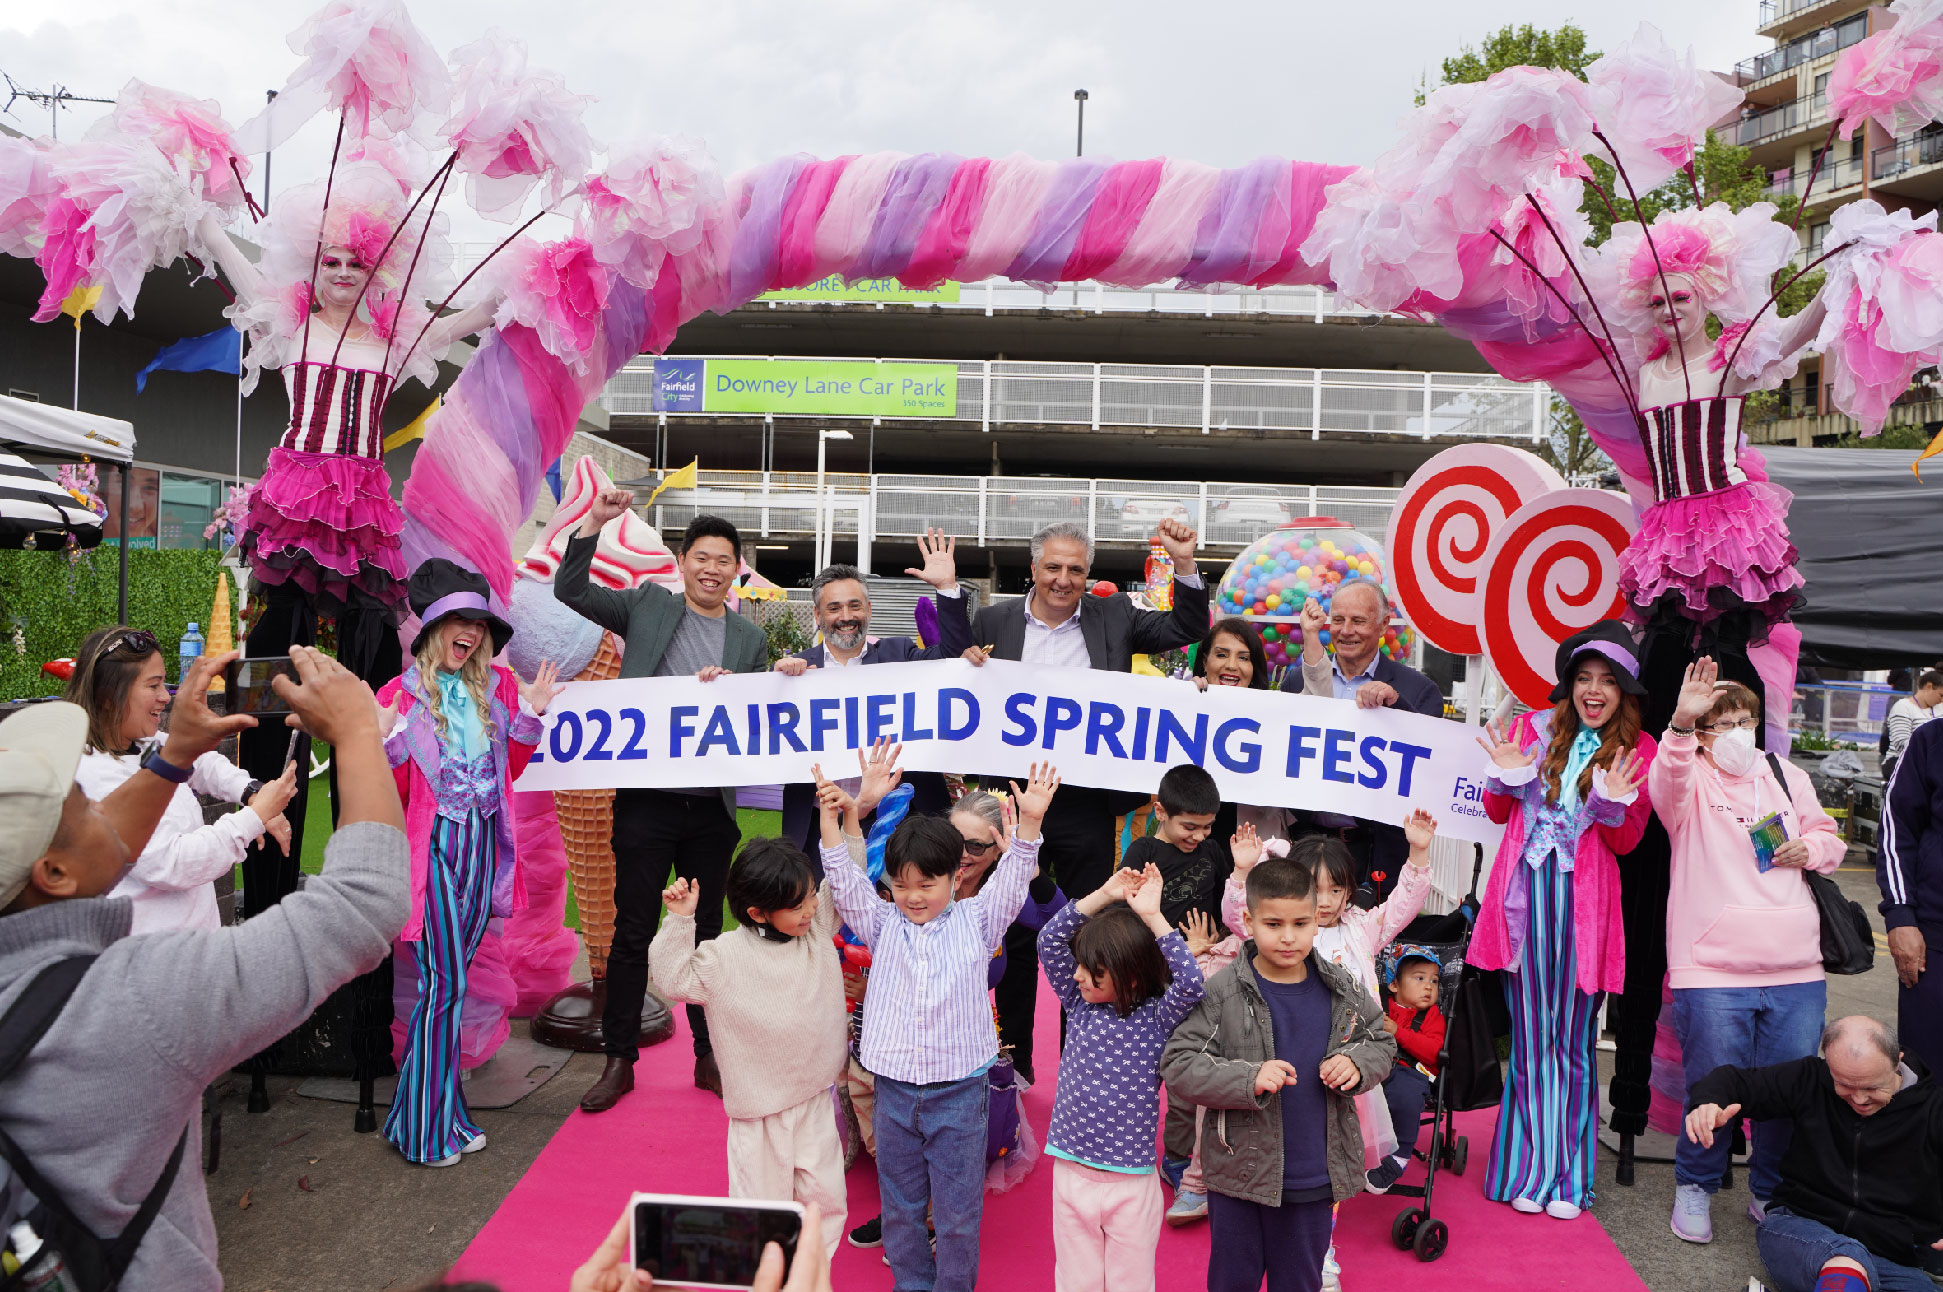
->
xmin=1449 ymin=776 xmax=1491 ymax=818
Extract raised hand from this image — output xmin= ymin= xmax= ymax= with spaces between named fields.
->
xmin=1319 ymin=1054 xmax=1362 ymax=1091
xmin=579 ymin=487 xmax=635 ymax=537
xmin=812 ymin=765 xmax=856 ymax=822
xmin=1402 ymin=808 xmax=1437 ymax=853
xmin=1683 ymin=1101 xmax=1741 ymax=1149
xmin=1180 ymin=908 xmax=1218 ymax=958
xmin=273 ymin=646 xmax=379 ymax=748
xmin=249 ymin=760 xmax=300 ymax=824
xmin=159 ymin=650 xmax=255 ymax=766
xmin=1126 ymin=863 xmax=1166 ymax=923
xmin=855 ymin=737 xmax=904 ymax=815
xmin=1254 ymin=1059 xmax=1299 ymax=1096
xmin=1008 ymin=762 xmax=1061 ymax=828
xmin=1230 ymin=821 xmax=1265 ymax=875
xmin=1299 ymin=597 xmax=1327 ymax=660
xmin=1602 ymin=746 xmax=1648 ymax=801
xmin=520 ymin=660 xmax=566 ymax=715
xmin=1086 ymin=866 xmax=1140 ymax=912
xmin=1156 ymin=516 xmax=1199 ymax=571
xmin=662 ymin=876 xmax=701 ymax=918
xmin=1476 ymin=720 xmax=1535 ymax=771
xmin=904 ymin=527 xmax=959 ymax=592
xmin=1674 ymin=656 xmax=1720 ymax=728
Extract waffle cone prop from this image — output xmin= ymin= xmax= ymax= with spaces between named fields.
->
xmin=555 ymin=631 xmax=623 ymax=979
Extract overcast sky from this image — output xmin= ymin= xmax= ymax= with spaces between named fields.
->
xmin=4 ymin=0 xmax=1758 ymax=239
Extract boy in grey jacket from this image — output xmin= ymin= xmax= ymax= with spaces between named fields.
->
xmin=1160 ymin=857 xmax=1395 ymax=1292
xmin=0 ymin=645 xmax=407 ymax=1291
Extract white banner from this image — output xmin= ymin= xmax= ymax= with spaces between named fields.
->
xmin=513 ymin=659 xmax=1505 ymax=846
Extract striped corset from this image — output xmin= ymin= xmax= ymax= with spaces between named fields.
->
xmin=279 ymin=360 xmax=394 ymax=457
xmin=1637 ymin=397 xmax=1747 ymax=504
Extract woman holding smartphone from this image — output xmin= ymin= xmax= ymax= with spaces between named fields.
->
xmin=67 ymin=624 xmax=298 ymax=933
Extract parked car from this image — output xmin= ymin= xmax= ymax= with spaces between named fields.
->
xmin=1208 ymin=496 xmax=1294 ymax=543
xmin=1116 ymin=495 xmax=1192 ymax=538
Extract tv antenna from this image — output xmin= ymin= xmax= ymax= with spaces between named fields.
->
xmin=2 ymin=73 xmax=113 ymax=139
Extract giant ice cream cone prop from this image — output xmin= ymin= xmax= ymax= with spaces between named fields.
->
xmin=555 ymin=630 xmax=622 ymax=978
xmin=516 ymin=455 xmax=682 ymax=1052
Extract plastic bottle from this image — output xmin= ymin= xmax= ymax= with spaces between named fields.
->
xmin=178 ymin=621 xmax=204 ymax=682
xmin=9 ymin=1221 xmax=81 ymax=1292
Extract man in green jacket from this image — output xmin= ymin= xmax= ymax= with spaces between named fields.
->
xmin=555 ymin=487 xmax=769 ymax=1112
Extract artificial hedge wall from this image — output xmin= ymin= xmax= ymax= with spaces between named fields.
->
xmin=0 ymin=548 xmax=237 ymax=700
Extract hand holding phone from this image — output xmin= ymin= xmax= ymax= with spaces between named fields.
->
xmin=224 ymin=656 xmax=301 ymax=717
xmin=627 ymin=1194 xmax=812 ymax=1290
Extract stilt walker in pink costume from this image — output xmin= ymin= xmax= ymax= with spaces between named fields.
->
xmin=376 ymin=559 xmax=563 ymax=1166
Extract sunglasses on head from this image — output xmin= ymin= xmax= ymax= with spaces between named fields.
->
xmin=95 ymin=630 xmax=160 ymax=662
xmin=959 ymin=836 xmax=997 ymax=857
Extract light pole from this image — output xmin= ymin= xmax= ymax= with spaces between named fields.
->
xmin=815 ymin=428 xmax=854 ymax=572
xmin=1074 ymin=89 xmax=1088 ymax=157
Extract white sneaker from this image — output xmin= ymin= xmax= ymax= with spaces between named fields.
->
xmin=462 ymin=1133 xmax=487 ymax=1155
xmin=1545 ymin=1199 xmax=1582 ymax=1220
xmin=1671 ymin=1183 xmax=1713 ymax=1243
xmin=1511 ymin=1197 xmax=1543 ymax=1214
xmin=422 ymin=1152 xmax=461 ymax=1168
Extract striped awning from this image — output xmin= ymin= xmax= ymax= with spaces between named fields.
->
xmin=0 ymin=444 xmax=103 ymax=550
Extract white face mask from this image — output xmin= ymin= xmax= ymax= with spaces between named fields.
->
xmin=1710 ymin=727 xmax=1761 ymax=776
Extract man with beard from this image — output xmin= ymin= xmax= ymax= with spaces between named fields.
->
xmin=776 ymin=550 xmax=954 ymax=850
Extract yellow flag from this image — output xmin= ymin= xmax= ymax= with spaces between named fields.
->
xmin=1915 ymin=425 xmax=1943 ymax=481
xmin=383 ymin=397 xmax=441 ymax=453
xmin=60 ymin=286 xmax=102 ymax=330
xmin=645 ymin=458 xmax=699 ymax=505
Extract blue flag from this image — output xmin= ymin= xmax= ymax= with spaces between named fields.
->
xmin=545 ymin=456 xmax=564 ymax=503
xmin=136 ymin=328 xmax=242 ymax=393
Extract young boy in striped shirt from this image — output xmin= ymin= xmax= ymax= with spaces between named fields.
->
xmin=817 ymin=752 xmax=1061 ymax=1292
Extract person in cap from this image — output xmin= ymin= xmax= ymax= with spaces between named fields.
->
xmin=0 ymin=646 xmax=406 ymax=1290
xmin=1366 ymin=944 xmax=1447 ymax=1197
xmin=1469 ymin=620 xmax=1657 ymax=1220
xmin=374 ymin=559 xmax=565 ymax=1167
xmin=1652 ymin=655 xmax=1848 ymax=1245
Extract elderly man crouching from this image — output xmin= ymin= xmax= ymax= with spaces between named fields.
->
xmin=1685 ymin=1016 xmax=1943 ymax=1292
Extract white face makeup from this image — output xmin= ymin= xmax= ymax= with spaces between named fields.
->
xmin=1647 ymin=271 xmax=1707 ymax=353
xmin=315 ymin=244 xmax=372 ymax=313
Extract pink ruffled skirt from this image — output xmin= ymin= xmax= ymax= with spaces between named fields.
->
xmin=240 ymin=446 xmax=407 ymax=615
xmin=1619 ymin=479 xmax=1803 ymax=629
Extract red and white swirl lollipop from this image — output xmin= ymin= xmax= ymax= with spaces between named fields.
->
xmin=1387 ymin=445 xmax=1564 ymax=656
xmin=1479 ymin=489 xmax=1638 ymax=709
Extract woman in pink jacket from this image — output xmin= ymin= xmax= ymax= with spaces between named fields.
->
xmin=1471 ymin=622 xmax=1654 ymax=1221
xmin=376 ymin=559 xmax=562 ymax=1167
xmin=1654 ymin=657 xmax=1845 ymax=1247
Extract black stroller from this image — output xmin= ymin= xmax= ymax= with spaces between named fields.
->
xmin=1376 ymin=847 xmax=1504 ymax=1263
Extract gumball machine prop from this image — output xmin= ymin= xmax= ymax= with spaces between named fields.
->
xmin=1212 ymin=517 xmax=1413 ymax=677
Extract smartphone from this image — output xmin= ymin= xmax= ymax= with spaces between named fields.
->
xmin=628 ymin=1193 xmax=803 ymax=1289
xmin=224 ymin=656 xmax=299 ymax=717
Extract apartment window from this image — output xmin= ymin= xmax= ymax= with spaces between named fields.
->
xmin=1815 ymin=71 xmax=1829 ymax=96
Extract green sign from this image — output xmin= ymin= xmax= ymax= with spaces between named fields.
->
xmin=701 ymin=359 xmax=958 ymax=418
xmin=759 ymin=275 xmax=961 ymax=304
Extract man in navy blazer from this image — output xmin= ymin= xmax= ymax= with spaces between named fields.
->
xmin=776 ymin=562 xmax=952 ymax=849
xmin=1286 ymin=580 xmax=1445 ymax=901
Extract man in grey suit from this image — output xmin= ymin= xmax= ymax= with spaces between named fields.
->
xmin=555 ymin=487 xmax=770 ymax=1112
xmin=935 ymin=517 xmax=1205 ymax=1079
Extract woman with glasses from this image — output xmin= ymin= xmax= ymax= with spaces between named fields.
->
xmin=1651 ymin=656 xmax=1847 ymax=1246
xmin=66 ymin=626 xmax=299 ymax=933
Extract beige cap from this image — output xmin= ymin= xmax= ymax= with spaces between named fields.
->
xmin=0 ymin=703 xmax=88 ymax=909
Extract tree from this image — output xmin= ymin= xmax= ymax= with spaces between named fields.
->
xmin=1540 ymin=398 xmax=1610 ymax=482
xmin=1418 ymin=23 xmax=1599 ymax=104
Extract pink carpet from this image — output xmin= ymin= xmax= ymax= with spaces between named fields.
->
xmin=454 ymin=981 xmax=1648 ymax=1290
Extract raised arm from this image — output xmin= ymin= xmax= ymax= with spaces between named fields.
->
xmin=553 ymin=489 xmax=649 ymax=636
xmin=648 ymin=878 xmax=712 ymax=1005
xmin=973 ymin=765 xmax=1057 ymax=943
xmin=1129 ymin=519 xmax=1207 ymax=654
xmin=1035 ymin=900 xmax=1092 ymax=1011
xmin=814 ymin=766 xmax=888 ymax=944
xmin=418 ymin=299 xmax=501 ymax=357
xmin=1649 ymin=658 xmax=1721 ymax=831
xmin=196 ymin=214 xmax=266 ymax=306
xmin=1124 ymin=863 xmax=1207 ymax=1030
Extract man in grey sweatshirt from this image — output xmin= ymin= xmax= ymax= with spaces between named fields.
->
xmin=0 ymin=644 xmax=408 ymax=1290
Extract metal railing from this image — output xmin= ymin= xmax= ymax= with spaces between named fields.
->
xmin=1758 ymin=0 xmax=1849 ymax=30
xmin=1735 ymin=12 xmax=1869 ymax=85
xmin=1736 ymin=92 xmax=1828 ymax=147
xmin=1873 ymin=131 xmax=1943 ymax=180
xmin=768 ymin=278 xmax=1396 ymax=321
xmin=603 ymin=357 xmax=1550 ymax=442
xmin=640 ymin=469 xmax=1408 ymax=551
xmin=1765 ymin=154 xmax=1868 ymax=202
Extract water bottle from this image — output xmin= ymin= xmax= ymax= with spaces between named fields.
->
xmin=178 ymin=622 xmax=204 ymax=682
xmin=9 ymin=1221 xmax=81 ymax=1292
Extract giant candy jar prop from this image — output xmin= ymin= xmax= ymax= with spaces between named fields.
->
xmin=1213 ymin=517 xmax=1413 ymax=674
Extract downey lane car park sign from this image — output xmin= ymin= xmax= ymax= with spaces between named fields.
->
xmin=652 ymin=358 xmax=957 ymax=419
xmin=759 ymin=275 xmax=962 ymax=304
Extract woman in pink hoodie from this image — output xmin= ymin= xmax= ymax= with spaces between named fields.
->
xmin=1471 ymin=621 xmax=1655 ymax=1221
xmin=1654 ymin=657 xmax=1845 ymax=1247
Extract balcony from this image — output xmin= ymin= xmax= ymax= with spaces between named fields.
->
xmin=1764 ymin=154 xmax=1867 ymax=204
xmin=1871 ymin=130 xmax=1943 ymax=202
xmin=602 ymin=357 xmax=1551 ymax=443
xmin=1735 ymin=92 xmax=1828 ymax=149
xmin=1758 ymin=0 xmax=1864 ymax=39
xmin=1735 ymin=12 xmax=1870 ymax=87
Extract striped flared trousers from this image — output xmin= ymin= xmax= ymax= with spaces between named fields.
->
xmin=384 ymin=808 xmax=495 ymax=1164
xmin=1485 ymin=850 xmax=1602 ymax=1209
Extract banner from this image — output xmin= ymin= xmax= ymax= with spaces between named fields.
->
xmin=760 ymin=275 xmax=961 ymax=304
xmin=514 ymin=659 xmax=1505 ymax=846
xmin=651 ymin=357 xmax=956 ymax=418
